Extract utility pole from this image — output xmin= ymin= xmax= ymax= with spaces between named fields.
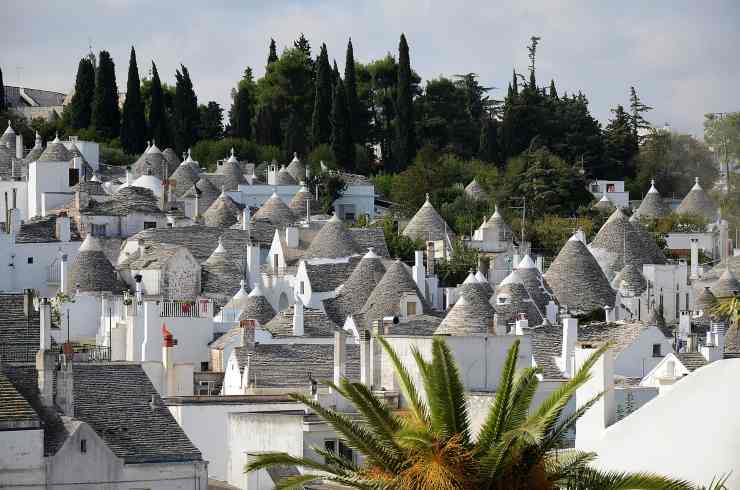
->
xmin=510 ymin=196 xmax=526 ymax=245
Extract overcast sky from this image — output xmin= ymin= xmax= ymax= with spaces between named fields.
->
xmin=4 ymin=0 xmax=739 ymax=137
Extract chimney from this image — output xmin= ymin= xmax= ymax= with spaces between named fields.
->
xmin=242 ymin=207 xmax=250 ymax=231
xmin=56 ymin=359 xmax=74 ymax=416
xmin=604 ymin=305 xmax=615 ymax=323
xmin=575 ymin=343 xmax=615 ymax=452
xmin=493 ymin=313 xmax=507 ymax=335
xmin=138 ymin=238 xmax=146 ymax=258
xmin=38 ymin=298 xmax=51 ymax=350
xmin=134 ymin=274 xmax=143 ymax=304
xmin=333 ymin=329 xmax=347 ymax=386
xmin=246 ymin=243 xmax=260 ymax=289
xmin=240 ymin=319 xmax=256 ymax=349
xmin=36 ymin=347 xmax=57 ymax=408
xmin=55 ymin=213 xmax=71 ymax=242
xmin=125 ymin=166 xmax=132 ymax=185
xmin=412 ymin=250 xmax=426 ymax=298
xmin=545 ymin=300 xmax=558 ymax=324
xmin=193 ymin=190 xmax=200 ymax=221
xmin=536 ymin=255 xmax=544 ymax=273
xmin=514 ymin=312 xmax=528 ymax=335
xmin=678 ymin=311 xmax=691 ymax=339
xmin=8 ymin=208 xmax=20 ymax=236
xmin=426 ymin=241 xmax=435 ymax=275
xmin=690 ymin=238 xmax=699 ymax=279
xmin=359 ymin=329 xmax=372 ymax=387
xmin=41 ymin=192 xmax=47 ymax=217
xmin=160 ymin=180 xmax=167 ymax=211
xmin=60 ymin=253 xmax=69 ymax=294
xmin=560 ymin=315 xmax=578 ymax=377
xmin=293 ymin=297 xmax=304 ymax=336
xmin=162 ymin=324 xmax=176 ymax=397
xmin=285 ymin=226 xmax=299 ymax=248
xmin=15 ymin=134 xmax=23 ymax=160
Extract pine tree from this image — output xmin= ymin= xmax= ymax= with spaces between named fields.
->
xmin=66 ymin=57 xmax=96 ymax=129
xmin=527 ymin=36 xmax=541 ymax=88
xmin=344 ymin=38 xmax=359 ymax=145
xmin=394 ymin=33 xmax=416 ymax=171
xmin=603 ymin=104 xmax=638 ymax=180
xmin=267 ymin=38 xmax=278 ymax=65
xmin=331 ymin=79 xmax=353 ymax=171
xmin=549 ymin=79 xmax=558 ymax=99
xmin=120 ymin=46 xmax=147 ymax=154
xmin=173 ymin=65 xmax=199 ymax=154
xmin=229 ymin=67 xmax=255 ymax=139
xmin=198 ymin=101 xmax=223 ymax=140
xmin=91 ymin=50 xmax=120 ymax=139
xmin=149 ymin=62 xmax=170 ymax=148
xmin=0 ymin=66 xmax=5 ymax=112
xmin=311 ymin=44 xmax=332 ymax=147
xmin=629 ymin=86 xmax=652 ymax=144
xmin=511 ymin=69 xmax=519 ymax=96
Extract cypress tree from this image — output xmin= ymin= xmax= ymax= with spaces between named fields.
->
xmin=0 ymin=66 xmax=5 ymax=112
xmin=311 ymin=44 xmax=332 ymax=147
xmin=549 ymin=79 xmax=558 ymax=99
xmin=173 ymin=65 xmax=199 ymax=154
xmin=255 ymin=104 xmax=279 ymax=146
xmin=120 ymin=46 xmax=147 ymax=154
xmin=229 ymin=67 xmax=255 ymax=139
xmin=394 ymin=33 xmax=416 ymax=171
xmin=478 ymin=117 xmax=500 ymax=164
xmin=511 ymin=69 xmax=518 ymax=96
xmin=91 ymin=50 xmax=120 ymax=139
xmin=149 ymin=62 xmax=169 ymax=148
xmin=344 ymin=38 xmax=359 ymax=145
xmin=66 ymin=57 xmax=96 ymax=129
xmin=332 ymin=60 xmax=340 ymax=87
xmin=267 ymin=38 xmax=278 ymax=65
xmin=331 ymin=79 xmax=353 ymax=171
xmin=283 ymin=110 xmax=306 ymax=159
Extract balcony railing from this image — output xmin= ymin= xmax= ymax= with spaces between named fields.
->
xmin=160 ymin=299 xmax=213 ymax=318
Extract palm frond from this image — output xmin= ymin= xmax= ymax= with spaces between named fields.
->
xmin=290 ymin=392 xmax=404 ymax=472
xmin=475 ymin=339 xmax=520 ymax=455
xmin=537 ymin=391 xmax=604 ymax=456
xmin=313 ymin=447 xmax=361 ymax=473
xmin=338 ymin=379 xmax=402 ymax=445
xmin=426 ymin=337 xmax=471 ymax=444
xmin=377 ymin=335 xmax=430 ymax=426
xmin=565 ymin=467 xmax=697 ymax=490
xmin=503 ymin=366 xmax=541 ymax=433
xmin=272 ymin=473 xmax=326 ymax=490
xmin=543 ymin=449 xmax=596 ymax=480
xmin=245 ymin=451 xmax=345 ymax=477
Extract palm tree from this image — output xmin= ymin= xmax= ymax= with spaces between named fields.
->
xmin=246 ymin=336 xmax=696 ymax=489
xmin=712 ymin=293 xmax=740 ymax=326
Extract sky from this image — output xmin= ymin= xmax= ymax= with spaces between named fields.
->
xmin=3 ymin=0 xmax=740 ymax=137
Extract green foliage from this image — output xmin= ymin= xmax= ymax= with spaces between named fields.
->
xmin=344 ymin=38 xmax=359 ymax=147
xmin=91 ymin=50 xmax=120 ymax=140
xmin=435 ymin=239 xmax=480 ymax=286
xmin=374 ymin=215 xmax=423 ymax=261
xmin=520 ymin=214 xmax=598 ymax=259
xmin=198 ymin=101 xmax=223 ymax=140
xmin=282 ymin=110 xmax=307 ymax=160
xmin=229 ymin=68 xmax=256 ymax=139
xmin=99 ymin=144 xmax=136 ymax=167
xmin=65 ymin=57 xmax=96 ymax=130
xmin=307 ymin=143 xmax=336 ymax=174
xmin=191 ymin=138 xmax=277 ymax=172
xmin=704 ymin=112 xmax=740 ymax=192
xmin=602 ymin=104 xmax=638 ymax=180
xmin=311 ymin=43 xmax=333 ymax=147
xmin=120 ymin=46 xmax=147 ymax=154
xmin=479 ymin=116 xmax=501 ymax=164
xmin=307 ymin=171 xmax=347 ymax=214
xmin=247 ymin=338 xmax=695 ymax=490
xmin=331 ymin=79 xmax=354 ymax=171
xmin=146 ymin=62 xmax=172 ymax=148
xmin=267 ymin=38 xmax=278 ymax=65
xmin=631 ymin=130 xmax=717 ymax=198
xmin=393 ymin=33 xmax=416 ymax=171
xmin=629 ymin=86 xmax=653 ymax=142
xmin=173 ymin=65 xmax=199 ymax=154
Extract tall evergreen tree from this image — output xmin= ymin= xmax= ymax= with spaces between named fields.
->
xmin=311 ymin=44 xmax=333 ymax=147
xmin=0 ymin=67 xmax=5 ymax=112
xmin=229 ymin=67 xmax=256 ymax=139
xmin=394 ymin=33 xmax=416 ymax=171
xmin=172 ymin=65 xmax=199 ymax=154
xmin=549 ymin=79 xmax=558 ymax=99
xmin=283 ymin=110 xmax=307 ymax=159
xmin=91 ymin=50 xmax=120 ymax=139
xmin=332 ymin=60 xmax=340 ymax=87
xmin=629 ymin=86 xmax=652 ymax=144
xmin=267 ymin=38 xmax=278 ymax=65
xmin=344 ymin=38 xmax=359 ymax=145
xmin=149 ymin=62 xmax=170 ymax=148
xmin=331 ymin=79 xmax=353 ymax=171
xmin=478 ymin=117 xmax=500 ymax=164
xmin=66 ymin=57 xmax=96 ymax=129
xmin=294 ymin=33 xmax=314 ymax=73
xmin=603 ymin=104 xmax=638 ymax=180
xmin=198 ymin=101 xmax=224 ymax=140
xmin=255 ymin=104 xmax=281 ymax=147
xmin=120 ymin=46 xmax=147 ymax=154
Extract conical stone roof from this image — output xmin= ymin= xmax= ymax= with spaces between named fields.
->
xmin=435 ymin=294 xmax=495 ymax=335
xmin=23 ymin=132 xmax=43 ymax=164
xmin=493 ymin=270 xmax=542 ymax=325
xmin=276 ymin=166 xmax=297 ymax=185
xmin=223 ymin=280 xmax=252 ymax=311
xmin=201 ymin=237 xmax=242 ymax=303
xmin=182 ymin=176 xmax=220 ymax=216
xmin=323 ymin=248 xmax=387 ymax=325
xmin=288 ymin=184 xmax=319 ymax=218
xmin=464 ymin=179 xmax=487 ymax=201
xmin=169 ymin=161 xmax=200 ymax=198
xmin=69 ymin=235 xmax=117 ymax=292
xmin=38 ymin=135 xmax=71 ymax=162
xmin=588 ymin=208 xmax=666 ymax=280
xmin=215 ymin=149 xmax=244 ymax=190
xmin=487 ymin=205 xmax=513 ymax=241
xmin=516 ymin=255 xmax=557 ymax=313
xmin=304 ymin=215 xmax=358 ymax=259
xmin=253 ymin=192 xmax=296 ymax=227
xmin=694 ymin=287 xmax=717 ymax=312
xmin=285 ymin=153 xmax=306 ymax=182
xmin=593 ymin=195 xmax=616 ymax=213
xmin=238 ymin=284 xmax=277 ymax=326
xmin=0 ymin=145 xmax=12 ymax=180
xmin=676 ymin=178 xmax=718 ymax=221
xmin=635 ymin=180 xmax=670 ymax=219
xmin=162 ymin=148 xmax=181 ymax=177
xmin=545 ymin=233 xmax=616 ymax=313
xmin=132 ymin=145 xmax=167 ymax=180
xmin=711 ymin=268 xmax=740 ymax=298
xmin=203 ymin=192 xmax=241 ymax=228
xmin=359 ymin=259 xmax=431 ymax=325
xmin=181 ymin=149 xmax=201 ymax=174
xmin=402 ymin=194 xmax=455 ymax=242
xmin=617 ymin=263 xmax=647 ymax=297
xmin=0 ymin=122 xmax=16 ymax=154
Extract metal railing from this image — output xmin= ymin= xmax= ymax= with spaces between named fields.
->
xmin=47 ymin=258 xmax=60 ymax=285
xmin=159 ymin=299 xmax=213 ymax=318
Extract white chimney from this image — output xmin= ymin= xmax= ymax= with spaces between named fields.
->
xmin=690 ymin=238 xmax=699 ymax=279
xmin=56 ymin=214 xmax=71 ymax=242
xmin=536 ymin=255 xmax=544 ymax=273
xmin=678 ymin=311 xmax=691 ymax=340
xmin=38 ymin=298 xmax=51 ymax=350
xmin=333 ymin=330 xmax=347 ymax=386
xmin=412 ymin=250 xmax=426 ymax=298
xmin=60 ymin=253 xmax=69 ymax=294
xmin=719 ymin=220 xmax=729 ymax=263
xmin=240 ymin=319 xmax=256 ymax=348
xmin=604 ymin=305 xmax=615 ymax=323
xmin=193 ymin=191 xmax=200 ymax=220
xmin=242 ymin=207 xmax=250 ymax=231
xmin=493 ymin=314 xmax=507 ymax=335
xmin=293 ymin=297 xmax=304 ymax=336
xmin=125 ymin=166 xmax=132 ymax=185
xmin=575 ymin=343 xmax=615 ymax=452
xmin=163 ymin=325 xmax=175 ymax=397
xmin=246 ymin=243 xmax=260 ymax=289
xmin=545 ymin=300 xmax=558 ymax=324
xmin=285 ymin=226 xmax=299 ymax=248
xmin=359 ymin=329 xmax=372 ymax=387
xmin=514 ymin=313 xmax=528 ymax=335
xmin=138 ymin=238 xmax=145 ymax=258
xmin=560 ymin=315 xmax=578 ymax=377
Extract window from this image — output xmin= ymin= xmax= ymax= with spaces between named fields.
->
xmin=590 ymin=183 xmax=600 ymax=193
xmin=27 ymin=257 xmax=33 ymax=264
xmin=406 ymin=301 xmax=417 ymax=316
xmin=666 ymin=360 xmax=675 ymax=378
xmin=273 ymin=254 xmax=279 ymax=271
xmin=324 ymin=440 xmax=353 ymax=463
xmin=652 ymin=344 xmax=662 ymax=357
xmin=91 ymin=224 xmax=107 ymax=237
xmin=143 ymin=221 xmax=157 ymax=230
xmin=300 ymin=281 xmax=305 ymax=294
xmin=80 ymin=439 xmax=87 ymax=453
xmin=68 ymin=168 xmax=79 ymax=187
xmin=606 ymin=183 xmax=616 ymax=193
xmin=200 ymin=361 xmax=209 ymax=372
